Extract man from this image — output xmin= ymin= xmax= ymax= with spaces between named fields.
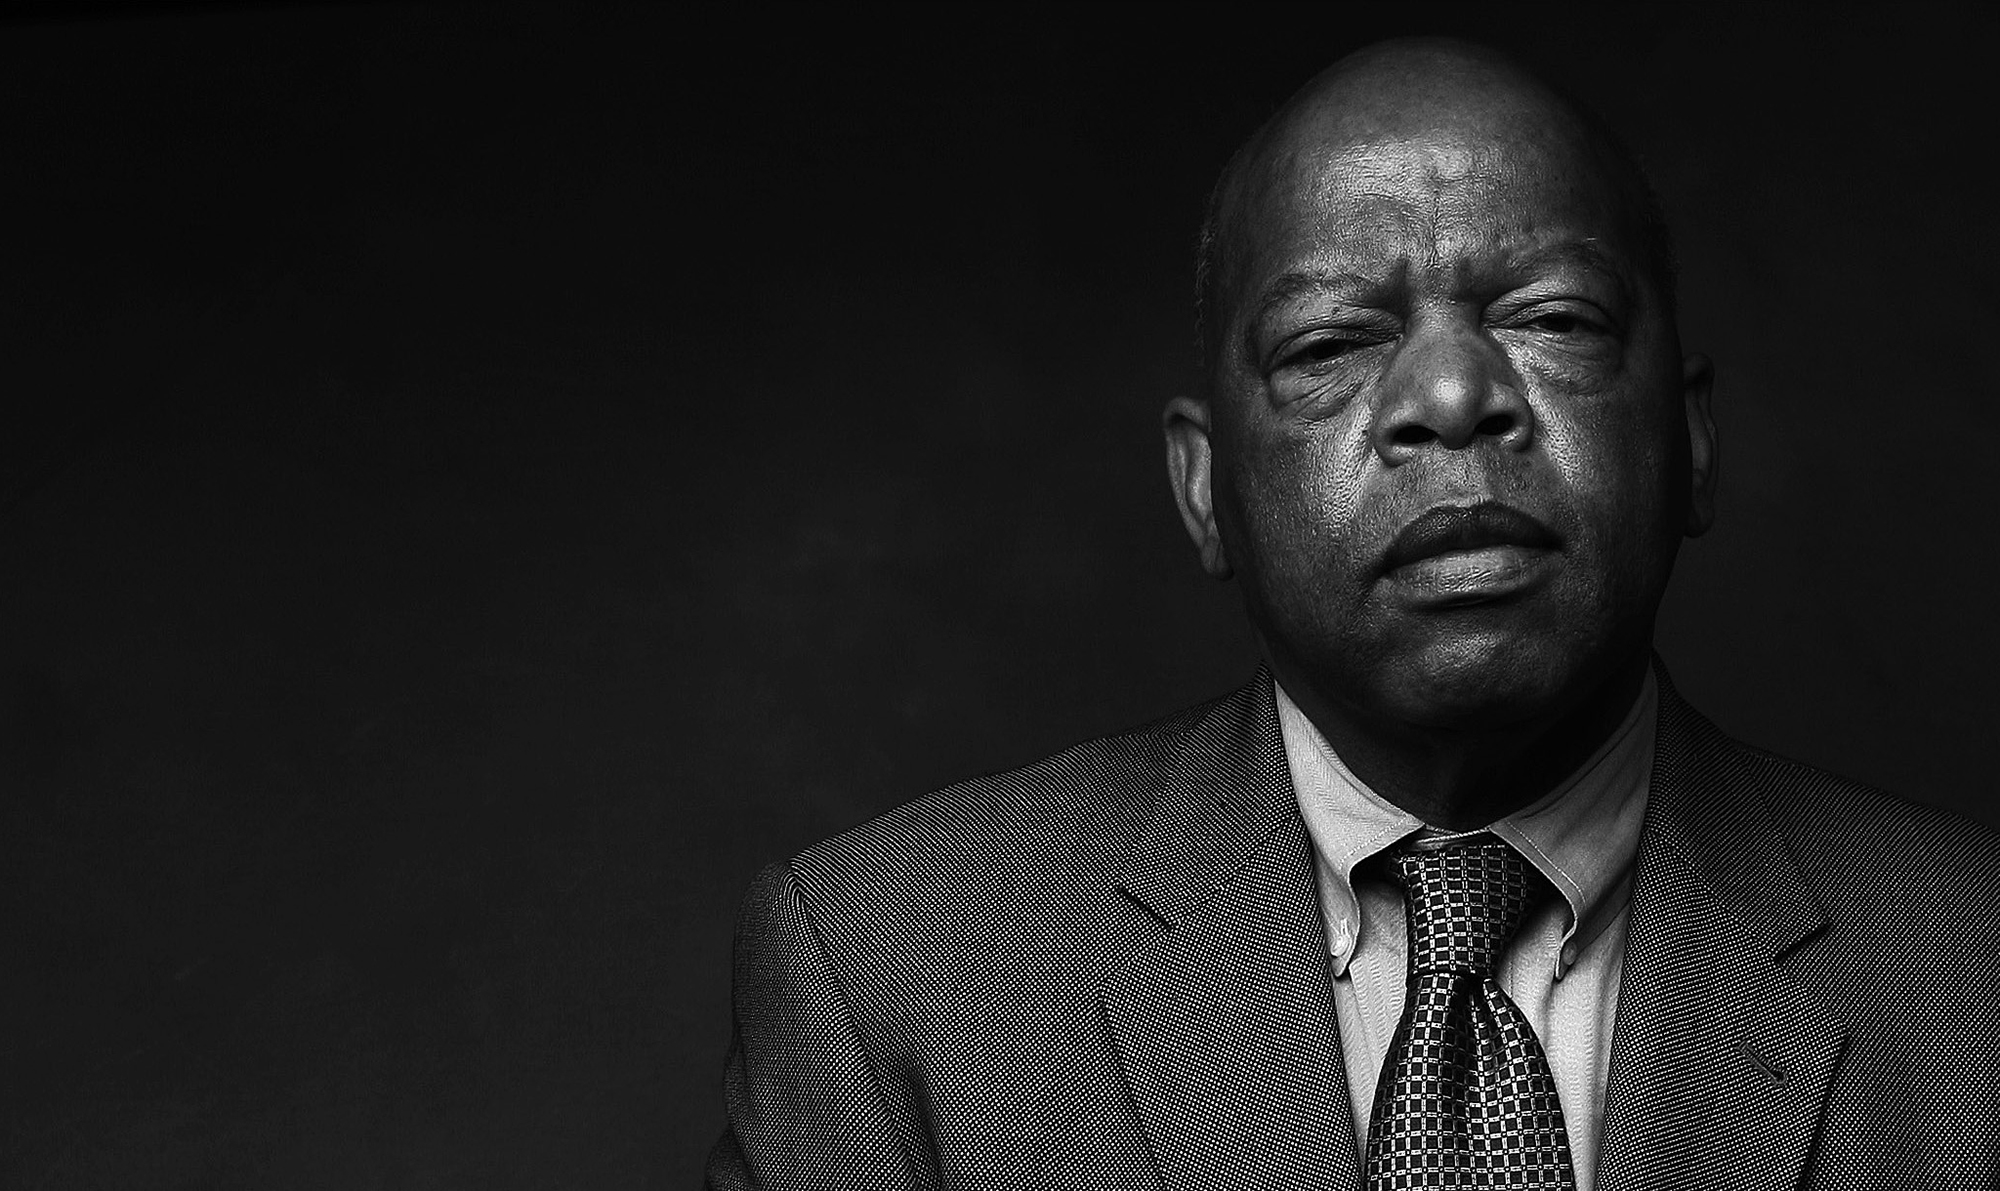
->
xmin=709 ymin=38 xmax=2000 ymax=1190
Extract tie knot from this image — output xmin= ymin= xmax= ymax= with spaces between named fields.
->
xmin=1391 ymin=836 xmax=1538 ymax=975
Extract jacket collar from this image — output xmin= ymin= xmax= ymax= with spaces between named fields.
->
xmin=1100 ymin=668 xmax=1363 ymax=1190
xmin=1596 ymin=667 xmax=1848 ymax=1191
xmin=1114 ymin=666 xmax=1299 ymax=927
xmin=1637 ymin=667 xmax=1829 ymax=958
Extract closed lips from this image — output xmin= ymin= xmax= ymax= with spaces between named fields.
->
xmin=1384 ymin=502 xmax=1560 ymax=571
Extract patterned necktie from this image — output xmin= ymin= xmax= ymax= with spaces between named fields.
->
xmin=1363 ymin=836 xmax=1577 ymax=1189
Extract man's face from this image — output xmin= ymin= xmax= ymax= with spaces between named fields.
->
xmin=1182 ymin=108 xmax=1713 ymax=732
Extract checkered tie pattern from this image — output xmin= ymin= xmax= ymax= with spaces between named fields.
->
xmin=1363 ymin=836 xmax=1577 ymax=1189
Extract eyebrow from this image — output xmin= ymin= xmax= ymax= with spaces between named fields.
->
xmin=1247 ymin=269 xmax=1377 ymax=329
xmin=1240 ymin=269 xmax=1380 ymax=360
xmin=1252 ymin=245 xmax=1632 ymax=320
xmin=1237 ymin=242 xmax=1639 ymax=361
xmin=1232 ymin=267 xmax=1392 ymax=367
xmin=1499 ymin=241 xmax=1635 ymax=300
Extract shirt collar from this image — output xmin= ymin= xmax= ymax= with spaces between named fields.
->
xmin=1278 ymin=670 xmax=1656 ymax=981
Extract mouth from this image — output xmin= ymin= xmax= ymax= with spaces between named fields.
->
xmin=1381 ymin=501 xmax=1561 ymax=604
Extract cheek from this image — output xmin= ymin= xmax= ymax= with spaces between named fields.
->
xmin=1225 ymin=419 xmax=1376 ymax=591
xmin=1538 ymin=409 xmax=1635 ymax=500
xmin=1536 ymin=396 xmax=1685 ymax=569
xmin=1523 ymin=321 xmax=1688 ymax=517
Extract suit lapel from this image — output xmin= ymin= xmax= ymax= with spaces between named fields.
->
xmin=1597 ymin=672 xmax=1849 ymax=1191
xmin=1099 ymin=670 xmax=1360 ymax=1191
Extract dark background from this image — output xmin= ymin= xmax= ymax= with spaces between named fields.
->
xmin=1 ymin=3 xmax=1993 ymax=1186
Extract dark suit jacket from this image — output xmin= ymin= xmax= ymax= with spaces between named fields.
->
xmin=709 ymin=669 xmax=2000 ymax=1189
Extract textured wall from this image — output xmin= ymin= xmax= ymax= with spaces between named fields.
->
xmin=0 ymin=4 xmax=1992 ymax=1186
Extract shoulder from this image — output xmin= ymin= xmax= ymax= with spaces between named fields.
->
xmin=785 ymin=690 xmax=1222 ymax=909
xmin=1648 ymin=691 xmax=2000 ymax=1091
xmin=740 ymin=673 xmax=1271 ymax=957
xmin=724 ymin=685 xmax=1250 ymax=1023
xmin=1670 ymin=699 xmax=2000 ymax=928
xmin=1745 ymin=739 xmax=1995 ymax=851
xmin=1752 ymin=745 xmax=2000 ymax=924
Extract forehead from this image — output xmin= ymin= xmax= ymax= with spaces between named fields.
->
xmin=1238 ymin=114 xmax=1641 ymax=297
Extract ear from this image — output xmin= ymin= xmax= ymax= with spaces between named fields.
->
xmin=1681 ymin=353 xmax=1718 ymax=537
xmin=1163 ymin=395 xmax=1232 ymax=579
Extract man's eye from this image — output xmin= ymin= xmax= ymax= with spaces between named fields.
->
xmin=1289 ymin=337 xmax=1365 ymax=366
xmin=1519 ymin=309 xmax=1608 ymax=336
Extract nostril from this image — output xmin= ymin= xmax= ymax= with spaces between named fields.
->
xmin=1476 ymin=413 xmax=1515 ymax=438
xmin=1392 ymin=425 xmax=1436 ymax=446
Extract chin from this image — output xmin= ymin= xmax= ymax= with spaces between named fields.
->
xmin=1365 ymin=630 xmax=1606 ymax=733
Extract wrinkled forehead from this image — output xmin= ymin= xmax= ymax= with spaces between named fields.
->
xmin=1237 ymin=113 xmax=1645 ymax=296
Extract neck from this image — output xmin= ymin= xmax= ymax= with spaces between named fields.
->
xmin=1279 ymin=653 xmax=1650 ymax=831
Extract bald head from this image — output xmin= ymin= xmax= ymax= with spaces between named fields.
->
xmin=1195 ymin=39 xmax=1675 ymax=378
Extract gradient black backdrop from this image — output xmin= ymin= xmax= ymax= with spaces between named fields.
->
xmin=1 ymin=3 xmax=1994 ymax=1186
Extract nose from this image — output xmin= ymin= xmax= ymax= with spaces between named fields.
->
xmin=1370 ymin=321 xmax=1533 ymax=464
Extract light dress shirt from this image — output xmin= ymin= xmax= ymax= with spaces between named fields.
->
xmin=1276 ymin=672 xmax=1656 ymax=1191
